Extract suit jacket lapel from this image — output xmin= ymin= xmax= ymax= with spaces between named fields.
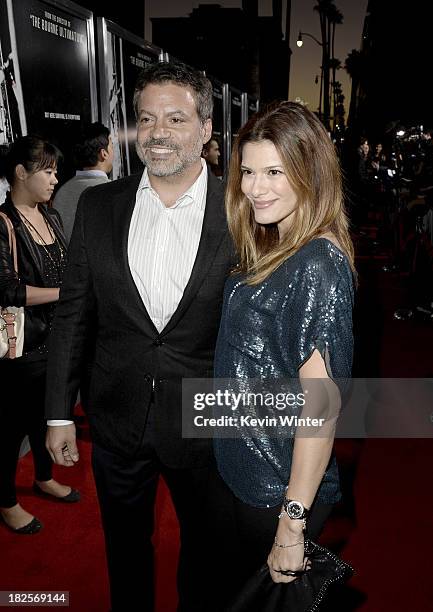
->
xmin=111 ymin=174 xmax=158 ymax=335
xmin=162 ymin=171 xmax=226 ymax=335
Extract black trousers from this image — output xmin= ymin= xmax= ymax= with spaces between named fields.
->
xmin=91 ymin=407 xmax=214 ymax=612
xmin=0 ymin=358 xmax=52 ymax=508
xmin=206 ymin=469 xmax=333 ymax=611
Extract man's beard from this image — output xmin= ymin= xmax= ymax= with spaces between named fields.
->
xmin=136 ymin=136 xmax=203 ymax=177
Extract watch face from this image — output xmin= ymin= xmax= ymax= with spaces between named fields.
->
xmin=287 ymin=501 xmax=304 ymax=519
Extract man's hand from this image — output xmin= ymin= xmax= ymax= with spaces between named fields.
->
xmin=46 ymin=424 xmax=79 ymax=466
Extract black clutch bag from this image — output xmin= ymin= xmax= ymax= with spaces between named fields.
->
xmin=226 ymin=539 xmax=353 ymax=612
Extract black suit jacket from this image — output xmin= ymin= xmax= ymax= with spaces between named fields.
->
xmin=45 ymin=170 xmax=235 ymax=467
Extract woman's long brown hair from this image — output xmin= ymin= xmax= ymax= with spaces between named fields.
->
xmin=225 ymin=101 xmax=355 ymax=284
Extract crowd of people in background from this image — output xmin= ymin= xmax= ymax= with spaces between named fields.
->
xmin=347 ymin=128 xmax=433 ymax=318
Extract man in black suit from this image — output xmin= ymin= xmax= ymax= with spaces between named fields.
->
xmin=45 ymin=62 xmax=234 ymax=611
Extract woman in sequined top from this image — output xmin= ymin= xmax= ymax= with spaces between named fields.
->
xmin=0 ymin=136 xmax=79 ymax=535
xmin=210 ymin=101 xmax=355 ymax=605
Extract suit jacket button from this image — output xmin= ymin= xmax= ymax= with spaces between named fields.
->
xmin=144 ymin=374 xmax=152 ymax=383
xmin=153 ymin=338 xmax=164 ymax=346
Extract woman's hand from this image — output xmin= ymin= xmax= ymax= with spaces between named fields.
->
xmin=267 ymin=514 xmax=307 ymax=583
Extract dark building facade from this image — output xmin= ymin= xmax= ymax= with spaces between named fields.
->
xmin=356 ymin=0 xmax=433 ymax=139
xmin=78 ymin=0 xmax=144 ymax=38
xmin=151 ymin=3 xmax=290 ymax=103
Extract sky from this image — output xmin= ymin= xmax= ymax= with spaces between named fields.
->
xmin=288 ymin=0 xmax=368 ymax=112
xmin=144 ymin=0 xmax=369 ymax=114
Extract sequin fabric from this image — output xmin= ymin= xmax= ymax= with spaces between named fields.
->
xmin=214 ymin=238 xmax=354 ymax=508
xmin=25 ymin=241 xmax=66 ymax=357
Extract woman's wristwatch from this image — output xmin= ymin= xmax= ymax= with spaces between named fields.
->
xmin=283 ymin=499 xmax=310 ymax=520
xmin=278 ymin=499 xmax=310 ymax=530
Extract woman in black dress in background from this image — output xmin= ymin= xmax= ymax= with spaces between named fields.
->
xmin=0 ymin=136 xmax=79 ymax=534
xmin=211 ymin=102 xmax=355 ymax=607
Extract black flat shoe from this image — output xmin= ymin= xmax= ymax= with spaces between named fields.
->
xmin=1 ymin=514 xmax=43 ymax=534
xmin=33 ymin=482 xmax=81 ymax=503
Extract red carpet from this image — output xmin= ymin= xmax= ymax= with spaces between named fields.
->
xmin=2 ymin=437 xmax=432 ymax=610
xmin=1 ymin=231 xmax=433 ymax=610
xmin=0 ymin=442 xmax=180 ymax=611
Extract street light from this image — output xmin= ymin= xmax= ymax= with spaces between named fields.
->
xmin=296 ymin=31 xmax=325 ymax=124
xmin=296 ymin=31 xmax=322 ymax=48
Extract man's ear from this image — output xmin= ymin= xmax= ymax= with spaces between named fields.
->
xmin=99 ymin=148 xmax=109 ymax=162
xmin=202 ymin=119 xmax=212 ymax=144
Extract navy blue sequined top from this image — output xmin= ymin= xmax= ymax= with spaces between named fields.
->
xmin=214 ymin=238 xmax=354 ymax=508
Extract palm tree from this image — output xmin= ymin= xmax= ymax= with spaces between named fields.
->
xmin=328 ymin=5 xmax=343 ymax=129
xmin=332 ymin=81 xmax=345 ymax=128
xmin=313 ymin=1 xmax=343 ymax=132
xmin=329 ymin=58 xmax=342 ymax=128
xmin=329 ymin=6 xmax=343 ymax=66
xmin=313 ymin=0 xmax=333 ymax=129
xmin=344 ymin=49 xmax=363 ymax=132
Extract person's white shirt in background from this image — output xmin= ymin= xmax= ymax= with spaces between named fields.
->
xmin=0 ymin=178 xmax=9 ymax=204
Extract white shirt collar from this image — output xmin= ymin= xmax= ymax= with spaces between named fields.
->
xmin=137 ymin=159 xmax=208 ymax=210
xmin=75 ymin=169 xmax=108 ymax=178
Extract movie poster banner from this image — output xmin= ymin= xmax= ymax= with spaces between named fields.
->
xmin=3 ymin=0 xmax=96 ymax=173
xmin=98 ymin=19 xmax=162 ymax=179
xmin=0 ymin=0 xmax=26 ymax=145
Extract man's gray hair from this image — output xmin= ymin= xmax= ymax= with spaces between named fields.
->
xmin=133 ymin=61 xmax=213 ymax=124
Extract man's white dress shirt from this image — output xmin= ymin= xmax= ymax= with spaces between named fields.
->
xmin=128 ymin=160 xmax=207 ymax=331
